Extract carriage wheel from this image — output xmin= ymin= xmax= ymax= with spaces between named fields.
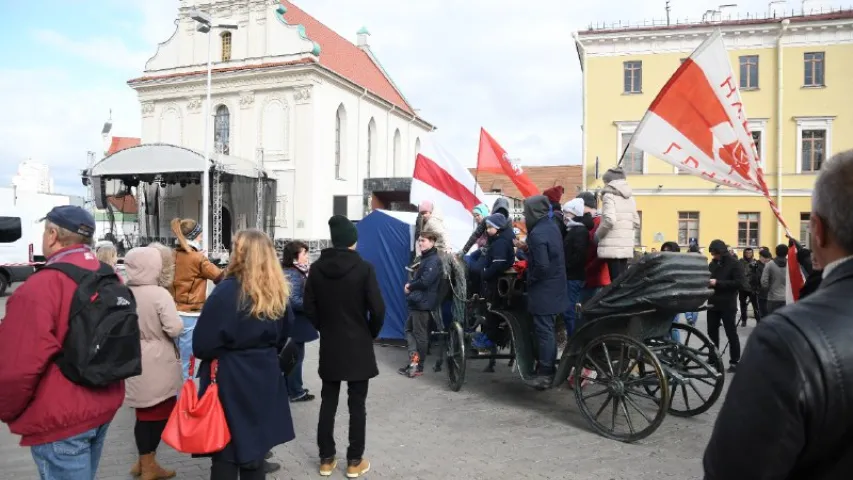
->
xmin=642 ymin=322 xmax=725 ymax=417
xmin=573 ymin=334 xmax=669 ymax=442
xmin=446 ymin=321 xmax=467 ymax=392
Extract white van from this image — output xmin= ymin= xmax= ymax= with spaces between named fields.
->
xmin=0 ymin=210 xmax=39 ymax=296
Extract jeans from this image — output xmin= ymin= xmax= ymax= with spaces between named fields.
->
xmin=178 ymin=314 xmax=198 ymax=382
xmin=405 ymin=310 xmax=431 ymax=367
xmin=738 ymin=291 xmax=761 ymax=324
xmin=707 ymin=309 xmax=740 ymax=365
xmin=684 ymin=311 xmax=699 ymax=326
xmin=670 ymin=314 xmax=681 ymax=342
xmin=576 ymin=286 xmax=600 ymax=331
xmin=563 ymin=280 xmax=583 ymax=336
xmin=210 ymin=457 xmax=265 ymax=480
xmin=532 ymin=314 xmax=557 ymax=374
xmin=285 ymin=342 xmax=307 ymax=399
xmin=318 ymin=380 xmax=369 ymax=461
xmin=31 ymin=423 xmax=110 ymax=480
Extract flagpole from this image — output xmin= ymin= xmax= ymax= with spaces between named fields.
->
xmin=617 ymin=141 xmax=631 ymax=168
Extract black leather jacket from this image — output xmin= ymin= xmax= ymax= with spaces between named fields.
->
xmin=704 ymin=257 xmax=853 ymax=480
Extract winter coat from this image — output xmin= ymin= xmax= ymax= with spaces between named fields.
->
xmin=596 ymin=179 xmax=641 ymax=260
xmin=283 ymin=267 xmax=319 ymax=343
xmin=407 ymin=247 xmax=442 ymax=311
xmin=740 ymin=258 xmax=762 ymax=293
xmin=304 ymin=248 xmax=386 ymax=381
xmin=563 ymin=220 xmax=589 ymax=281
xmin=584 ymin=214 xmax=611 ymax=288
xmin=0 ymin=245 xmax=124 ymax=446
xmin=482 ymin=225 xmax=515 ymax=283
xmin=709 ymin=253 xmax=747 ymax=311
xmin=124 ymin=247 xmax=183 ymax=409
xmin=461 ymin=198 xmax=511 ymax=254
xmin=172 ymin=246 xmax=223 ymax=312
xmin=524 ymin=196 xmax=569 ymax=315
xmin=761 ymin=257 xmax=788 ymax=302
xmin=193 ymin=277 xmax=294 ymax=465
xmin=417 ymin=206 xmax=449 ymax=255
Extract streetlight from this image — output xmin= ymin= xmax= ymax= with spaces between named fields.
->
xmin=190 ymin=9 xmax=237 ymax=254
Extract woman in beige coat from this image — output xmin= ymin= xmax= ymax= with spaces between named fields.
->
xmin=124 ymin=246 xmax=183 ymax=479
xmin=595 ymin=167 xmax=641 ymax=281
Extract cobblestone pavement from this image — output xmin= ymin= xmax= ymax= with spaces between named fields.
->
xmin=0 ymin=288 xmax=758 ymax=479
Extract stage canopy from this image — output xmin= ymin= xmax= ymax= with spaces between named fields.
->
xmin=89 ymin=143 xmax=267 ymax=178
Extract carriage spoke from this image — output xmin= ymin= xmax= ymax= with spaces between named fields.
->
xmin=594 ymin=394 xmax=614 ymax=420
xmin=623 ymin=393 xmax=655 ymax=424
xmin=624 ymin=387 xmax=659 ymax=402
xmin=611 ymin=396 xmax=619 ymax=432
xmin=619 ymin=396 xmax=636 ymax=435
xmin=584 ymin=354 xmax=611 ymax=379
xmin=602 ymin=344 xmax=616 ymax=377
xmin=687 ymin=380 xmax=708 ymax=404
xmin=581 ymin=388 xmax=610 ymax=401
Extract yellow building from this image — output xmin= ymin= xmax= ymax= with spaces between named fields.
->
xmin=574 ymin=10 xmax=853 ymax=252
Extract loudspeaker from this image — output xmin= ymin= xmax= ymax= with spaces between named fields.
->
xmin=92 ymin=177 xmax=108 ymax=209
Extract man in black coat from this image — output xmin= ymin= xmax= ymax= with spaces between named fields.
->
xmin=560 ymin=198 xmax=589 ymax=336
xmin=399 ymin=231 xmax=442 ymax=378
xmin=738 ymin=248 xmax=762 ymax=326
xmin=707 ymin=239 xmax=746 ymax=373
xmin=524 ymin=195 xmax=569 ymax=380
xmin=704 ymin=149 xmax=853 ymax=479
xmin=303 ymin=215 xmax=386 ymax=478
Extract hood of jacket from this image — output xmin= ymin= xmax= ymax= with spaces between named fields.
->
xmin=492 ymin=197 xmax=511 ymax=217
xmin=125 ymin=247 xmax=162 ymax=287
xmin=602 ymin=179 xmax=633 ymax=199
xmin=773 ymin=256 xmax=787 ymax=268
xmin=523 ymin=195 xmax=551 ymax=231
xmin=578 ymin=212 xmax=595 ymax=230
xmin=313 ymin=248 xmax=362 ymax=279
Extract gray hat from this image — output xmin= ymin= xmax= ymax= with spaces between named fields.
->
xmin=576 ymin=191 xmax=597 ymax=209
xmin=603 ymin=167 xmax=626 ymax=184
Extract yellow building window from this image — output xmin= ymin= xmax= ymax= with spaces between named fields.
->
xmin=801 ymin=130 xmax=826 ymax=172
xmin=635 ymin=211 xmax=642 ymax=247
xmin=804 ymin=52 xmax=825 ymax=87
xmin=800 ymin=213 xmax=811 ymax=249
xmin=737 ymin=213 xmax=760 ymax=248
xmin=621 ymin=132 xmax=644 ymax=174
xmin=623 ymin=61 xmax=642 ymax=94
xmin=751 ymin=131 xmax=762 ymax=160
xmin=739 ymin=55 xmax=759 ymax=89
xmin=678 ymin=211 xmax=699 ymax=247
xmin=221 ymin=32 xmax=232 ymax=62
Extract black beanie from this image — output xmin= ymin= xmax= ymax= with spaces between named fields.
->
xmin=329 ymin=215 xmax=358 ymax=248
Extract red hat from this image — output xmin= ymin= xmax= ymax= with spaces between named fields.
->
xmin=543 ymin=186 xmax=564 ymax=204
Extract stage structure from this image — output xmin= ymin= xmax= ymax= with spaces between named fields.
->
xmin=83 ymin=143 xmax=276 ymax=257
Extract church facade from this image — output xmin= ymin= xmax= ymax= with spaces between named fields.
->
xmin=128 ymin=0 xmax=433 ymax=241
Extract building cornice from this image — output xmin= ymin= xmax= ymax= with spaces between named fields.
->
xmin=574 ymin=18 xmax=853 ymax=57
xmin=631 ymin=188 xmax=813 ymax=197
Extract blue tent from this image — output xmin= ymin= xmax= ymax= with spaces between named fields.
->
xmin=356 ymin=210 xmax=418 ymax=340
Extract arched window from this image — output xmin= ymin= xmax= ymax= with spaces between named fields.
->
xmin=392 ymin=129 xmax=402 ymax=175
xmin=414 ymin=137 xmax=421 ymax=155
xmin=214 ymin=105 xmax=230 ymax=154
xmin=366 ymin=118 xmax=377 ymax=178
xmin=221 ymin=32 xmax=232 ymax=62
xmin=335 ymin=104 xmax=347 ymax=179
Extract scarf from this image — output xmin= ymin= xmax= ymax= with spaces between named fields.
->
xmin=294 ymin=262 xmax=310 ymax=277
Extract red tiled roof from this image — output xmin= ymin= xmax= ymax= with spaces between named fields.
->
xmin=580 ymin=9 xmax=853 ymax=35
xmin=282 ymin=1 xmax=414 ymax=114
xmin=107 ymin=137 xmax=141 ymax=156
xmin=468 ymin=165 xmax=584 ymax=203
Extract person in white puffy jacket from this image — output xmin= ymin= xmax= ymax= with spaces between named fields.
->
xmin=595 ymin=167 xmax=640 ymax=281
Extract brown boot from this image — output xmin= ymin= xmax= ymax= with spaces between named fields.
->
xmin=130 ymin=458 xmax=141 ymax=476
xmin=140 ymin=452 xmax=176 ymax=480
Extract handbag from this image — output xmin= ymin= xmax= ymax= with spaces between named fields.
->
xmin=161 ymin=357 xmax=231 ymax=454
xmin=278 ymin=338 xmax=299 ymax=376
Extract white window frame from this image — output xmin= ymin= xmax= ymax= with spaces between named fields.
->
xmin=795 ymin=116 xmax=834 ymax=174
xmin=614 ymin=121 xmax=647 ymax=175
xmin=748 ymin=118 xmax=768 ymax=168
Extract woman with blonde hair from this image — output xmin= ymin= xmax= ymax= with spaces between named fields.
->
xmin=170 ymin=217 xmax=223 ymax=382
xmin=95 ymin=241 xmax=118 ymax=267
xmin=193 ymin=229 xmax=295 ymax=479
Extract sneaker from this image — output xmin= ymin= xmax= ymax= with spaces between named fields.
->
xmin=727 ymin=364 xmax=737 ymax=373
xmin=568 ymin=367 xmax=597 ymax=389
xmin=397 ymin=365 xmax=411 ymax=376
xmin=409 ymin=366 xmax=423 ymax=378
xmin=290 ymin=392 xmax=315 ymax=402
xmin=346 ymin=458 xmax=370 ymax=478
xmin=319 ymin=457 xmax=337 ymax=477
xmin=264 ymin=461 xmax=281 ymax=474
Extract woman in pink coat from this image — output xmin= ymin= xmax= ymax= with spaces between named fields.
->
xmin=123 ymin=246 xmax=183 ymax=479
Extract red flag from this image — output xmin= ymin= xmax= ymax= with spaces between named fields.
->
xmin=786 ymin=243 xmax=806 ymax=304
xmin=476 ymin=128 xmax=539 ymax=198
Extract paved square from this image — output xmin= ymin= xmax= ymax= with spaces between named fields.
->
xmin=0 ymin=288 xmax=756 ymax=479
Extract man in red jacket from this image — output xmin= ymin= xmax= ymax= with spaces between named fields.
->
xmin=0 ymin=206 xmax=124 ymax=480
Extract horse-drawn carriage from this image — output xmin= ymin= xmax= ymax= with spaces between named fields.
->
xmin=430 ymin=252 xmax=725 ymax=442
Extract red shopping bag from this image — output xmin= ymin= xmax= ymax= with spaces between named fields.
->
xmin=161 ymin=357 xmax=231 ymax=454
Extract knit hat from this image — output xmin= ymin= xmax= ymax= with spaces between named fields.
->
xmin=472 ymin=203 xmax=489 ymax=218
xmin=485 ymin=213 xmax=507 ymax=230
xmin=561 ymin=198 xmax=584 ymax=218
xmin=709 ymin=239 xmax=728 ymax=255
xmin=576 ymin=191 xmax=597 ymax=209
xmin=603 ymin=167 xmax=626 ymax=184
xmin=418 ymin=200 xmax=434 ymax=214
xmin=328 ymin=215 xmax=358 ymax=248
xmin=543 ymin=185 xmax=565 ymax=204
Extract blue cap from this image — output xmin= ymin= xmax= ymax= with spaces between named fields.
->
xmin=41 ymin=205 xmax=96 ymax=238
xmin=485 ymin=213 xmax=508 ymax=230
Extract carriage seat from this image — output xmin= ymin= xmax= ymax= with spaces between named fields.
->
xmin=581 ymin=252 xmax=712 ymax=321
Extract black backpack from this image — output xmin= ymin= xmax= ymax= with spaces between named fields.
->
xmin=43 ymin=262 xmax=142 ymax=387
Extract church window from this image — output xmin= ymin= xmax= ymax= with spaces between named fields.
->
xmin=221 ymin=32 xmax=232 ymax=62
xmin=214 ymin=105 xmax=230 ymax=155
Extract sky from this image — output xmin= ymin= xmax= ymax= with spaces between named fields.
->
xmin=0 ymin=0 xmax=847 ymax=196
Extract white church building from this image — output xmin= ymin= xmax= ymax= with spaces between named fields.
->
xmin=127 ymin=0 xmax=434 ymax=242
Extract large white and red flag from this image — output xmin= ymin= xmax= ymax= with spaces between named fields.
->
xmin=477 ymin=128 xmax=540 ymax=198
xmin=410 ymin=139 xmax=489 ymax=251
xmin=628 ymin=29 xmax=805 ymax=302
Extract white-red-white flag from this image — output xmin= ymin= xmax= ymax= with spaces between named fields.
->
xmin=628 ymin=29 xmax=805 ymax=301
